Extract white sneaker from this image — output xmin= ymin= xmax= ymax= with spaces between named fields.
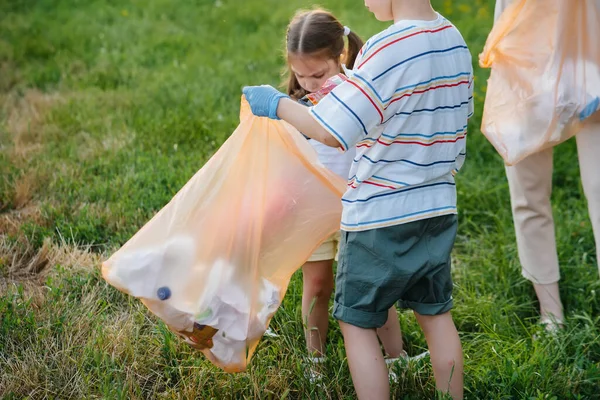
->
xmin=533 ymin=316 xmax=564 ymax=340
xmin=305 ymin=356 xmax=326 ymax=386
xmin=540 ymin=316 xmax=564 ymax=333
xmin=263 ymin=327 xmax=279 ymax=338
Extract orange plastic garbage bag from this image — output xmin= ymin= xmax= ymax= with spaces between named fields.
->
xmin=480 ymin=0 xmax=600 ymax=165
xmin=101 ymin=98 xmax=345 ymax=372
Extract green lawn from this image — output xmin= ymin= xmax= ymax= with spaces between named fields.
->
xmin=1 ymin=0 xmax=599 ymax=398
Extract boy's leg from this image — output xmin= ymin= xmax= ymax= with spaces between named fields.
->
xmin=339 ymin=321 xmax=390 ymax=400
xmin=397 ymin=214 xmax=461 ymax=396
xmin=414 ymin=312 xmax=463 ymax=400
xmin=377 ymin=306 xmax=404 ymax=358
xmin=334 ymin=220 xmax=449 ymax=398
xmin=334 ymin=228 xmax=404 ymax=399
xmin=302 ymin=259 xmax=334 ymax=356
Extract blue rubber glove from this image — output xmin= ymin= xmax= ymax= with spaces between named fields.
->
xmin=242 ymin=85 xmax=289 ymax=120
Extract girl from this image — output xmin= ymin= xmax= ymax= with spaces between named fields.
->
xmin=283 ymin=8 xmax=423 ymax=381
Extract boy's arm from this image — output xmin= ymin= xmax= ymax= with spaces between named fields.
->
xmin=276 ymin=98 xmax=342 ymax=148
xmin=243 ymin=73 xmax=379 ymax=152
xmin=241 ymin=85 xmax=342 ymax=148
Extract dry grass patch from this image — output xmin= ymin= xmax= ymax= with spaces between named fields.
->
xmin=3 ymin=90 xmax=64 ymax=162
xmin=1 ymin=226 xmax=102 ymax=290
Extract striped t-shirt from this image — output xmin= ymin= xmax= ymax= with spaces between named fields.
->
xmin=310 ymin=13 xmax=473 ymax=232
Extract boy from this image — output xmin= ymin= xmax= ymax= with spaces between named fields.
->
xmin=243 ymin=1 xmax=473 ymax=398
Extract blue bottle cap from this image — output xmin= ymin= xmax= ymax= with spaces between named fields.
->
xmin=157 ymin=286 xmax=171 ymax=301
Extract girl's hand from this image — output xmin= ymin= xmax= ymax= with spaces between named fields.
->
xmin=242 ymin=85 xmax=289 ymax=120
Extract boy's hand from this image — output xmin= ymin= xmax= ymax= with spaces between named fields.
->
xmin=242 ymin=85 xmax=289 ymax=120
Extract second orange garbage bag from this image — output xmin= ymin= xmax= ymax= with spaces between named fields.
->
xmin=101 ymin=98 xmax=346 ymax=372
xmin=480 ymin=0 xmax=600 ymax=165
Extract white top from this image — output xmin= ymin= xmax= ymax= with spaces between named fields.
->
xmin=310 ymin=13 xmax=474 ymax=231
xmin=309 ymin=139 xmax=355 ymax=179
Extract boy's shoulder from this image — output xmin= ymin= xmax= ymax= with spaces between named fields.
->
xmin=363 ymin=18 xmax=424 ymax=50
xmin=359 ymin=22 xmax=414 ymax=65
xmin=358 ymin=14 xmax=467 ymax=74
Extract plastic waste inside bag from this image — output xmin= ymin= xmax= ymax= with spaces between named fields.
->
xmin=101 ymin=98 xmax=346 ymax=372
xmin=301 ymin=73 xmax=348 ymax=106
xmin=479 ymin=0 xmax=600 ymax=165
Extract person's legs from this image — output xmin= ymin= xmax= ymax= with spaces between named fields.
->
xmin=505 ymin=148 xmax=564 ymax=322
xmin=339 ymin=321 xmax=390 ymax=400
xmin=394 ymin=214 xmax=461 ymax=396
xmin=576 ymin=121 xmax=600 ymax=274
xmin=334 ymin=220 xmax=442 ymax=397
xmin=333 ymin=227 xmax=404 ymax=399
xmin=414 ymin=312 xmax=463 ymax=400
xmin=380 ymin=306 xmax=431 ymax=384
xmin=301 ymin=259 xmax=334 ymax=356
xmin=377 ymin=306 xmax=404 ymax=358
xmin=533 ymin=283 xmax=563 ymax=329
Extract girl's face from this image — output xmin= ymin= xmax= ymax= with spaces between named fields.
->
xmin=289 ymin=54 xmax=340 ymax=94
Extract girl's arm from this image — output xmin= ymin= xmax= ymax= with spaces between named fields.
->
xmin=277 ymin=98 xmax=342 ymax=148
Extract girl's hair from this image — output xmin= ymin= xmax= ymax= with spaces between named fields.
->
xmin=284 ymin=9 xmax=364 ymax=100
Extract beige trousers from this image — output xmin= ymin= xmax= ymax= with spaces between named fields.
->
xmin=505 ymin=123 xmax=600 ymax=284
xmin=495 ymin=0 xmax=600 ymax=283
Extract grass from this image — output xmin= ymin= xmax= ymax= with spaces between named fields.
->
xmin=1 ymin=0 xmax=599 ymax=398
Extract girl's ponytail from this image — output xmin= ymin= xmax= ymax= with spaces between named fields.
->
xmin=344 ymin=30 xmax=364 ymax=69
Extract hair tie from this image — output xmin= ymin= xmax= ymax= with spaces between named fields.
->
xmin=343 ymin=26 xmax=351 ymax=37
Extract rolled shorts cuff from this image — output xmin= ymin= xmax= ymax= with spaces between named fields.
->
xmin=332 ymin=301 xmax=388 ymax=329
xmin=398 ymin=297 xmax=453 ymax=316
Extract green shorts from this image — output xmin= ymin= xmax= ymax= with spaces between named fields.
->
xmin=333 ymin=214 xmax=458 ymax=329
